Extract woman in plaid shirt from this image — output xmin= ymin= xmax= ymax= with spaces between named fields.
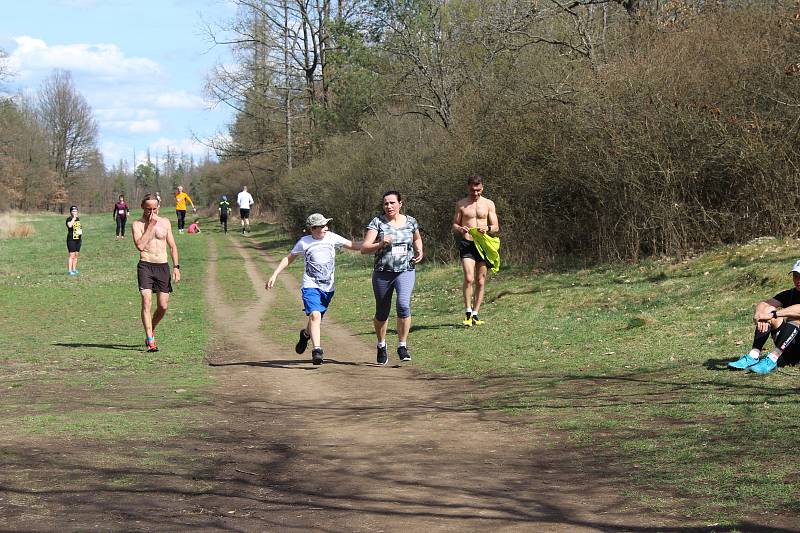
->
xmin=361 ymin=190 xmax=424 ymax=366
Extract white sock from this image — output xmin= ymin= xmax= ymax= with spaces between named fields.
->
xmin=398 ymin=341 xmax=407 ymax=348
xmin=314 ymin=345 xmax=321 ymax=351
xmin=466 ymin=307 xmax=472 ymax=315
xmin=768 ymin=353 xmax=779 ymax=363
xmin=749 ymin=348 xmax=761 ymax=359
xmin=377 ymin=340 xmax=386 ymax=348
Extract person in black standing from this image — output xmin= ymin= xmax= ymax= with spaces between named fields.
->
xmin=66 ymin=205 xmax=82 ymax=276
xmin=218 ymin=195 xmax=231 ymax=234
xmin=113 ymin=194 xmax=129 ymax=240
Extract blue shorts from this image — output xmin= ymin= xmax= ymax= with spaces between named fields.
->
xmin=302 ymin=288 xmax=334 ymax=315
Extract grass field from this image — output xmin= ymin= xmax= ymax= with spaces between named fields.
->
xmin=0 ymin=210 xmax=212 ymax=443
xmin=1 ymin=212 xmax=798 ymax=526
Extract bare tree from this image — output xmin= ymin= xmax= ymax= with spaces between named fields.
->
xmin=205 ymin=0 xmax=373 ymax=164
xmin=36 ymin=70 xmax=99 ymax=194
xmin=0 ymin=48 xmax=11 ymax=89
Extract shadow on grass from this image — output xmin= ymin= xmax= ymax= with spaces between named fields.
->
xmin=209 ymin=359 xmax=318 ymax=370
xmin=410 ymin=323 xmax=468 ymax=333
xmin=704 ymin=357 xmax=737 ymax=371
xmin=209 ymin=358 xmax=362 ymax=369
xmin=53 ymin=342 xmax=142 ymax=351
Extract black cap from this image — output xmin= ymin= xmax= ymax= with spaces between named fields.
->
xmin=70 ymin=205 xmax=78 ymax=211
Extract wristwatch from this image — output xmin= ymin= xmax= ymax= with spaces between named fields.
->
xmin=173 ymin=264 xmax=180 ymax=269
xmin=771 ymin=309 xmax=778 ymax=318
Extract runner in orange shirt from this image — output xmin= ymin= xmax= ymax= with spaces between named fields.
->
xmin=174 ymin=185 xmax=196 ymax=234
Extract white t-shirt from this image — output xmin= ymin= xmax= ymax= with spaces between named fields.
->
xmin=290 ymin=232 xmax=350 ymax=292
xmin=237 ymin=191 xmax=254 ymax=209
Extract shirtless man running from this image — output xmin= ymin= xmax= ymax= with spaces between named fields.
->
xmin=452 ymin=175 xmax=500 ymax=326
xmin=133 ymin=193 xmax=181 ymax=352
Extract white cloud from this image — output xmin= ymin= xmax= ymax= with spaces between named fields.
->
xmin=99 ymin=139 xmax=137 ymax=168
xmin=103 ymin=119 xmax=161 ymax=134
xmin=95 ymin=107 xmax=157 ymax=122
xmin=154 ymin=90 xmax=206 ymax=109
xmin=59 ymin=0 xmax=99 ymax=6
xmin=8 ymin=36 xmax=161 ymax=81
xmin=149 ymin=136 xmax=215 ymax=161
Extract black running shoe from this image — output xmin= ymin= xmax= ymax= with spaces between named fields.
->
xmin=376 ymin=345 xmax=388 ymax=365
xmin=397 ymin=346 xmax=411 ymax=362
xmin=311 ymin=348 xmax=324 ymax=365
xmin=295 ymin=329 xmax=310 ymax=354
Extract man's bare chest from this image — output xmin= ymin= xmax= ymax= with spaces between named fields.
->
xmin=461 ymin=201 xmax=489 ymax=220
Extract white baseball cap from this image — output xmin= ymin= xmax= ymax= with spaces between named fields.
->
xmin=791 ymin=259 xmax=800 ymax=274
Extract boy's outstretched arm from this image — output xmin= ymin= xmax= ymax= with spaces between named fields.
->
xmin=266 ymin=253 xmax=298 ymax=289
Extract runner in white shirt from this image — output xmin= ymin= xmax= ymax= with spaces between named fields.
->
xmin=236 ymin=186 xmax=255 ymax=234
xmin=266 ymin=213 xmax=360 ymax=365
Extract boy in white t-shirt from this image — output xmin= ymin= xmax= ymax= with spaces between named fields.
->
xmin=266 ymin=213 xmax=360 ymax=364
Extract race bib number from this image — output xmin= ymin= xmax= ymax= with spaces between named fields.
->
xmin=118 ymin=209 xmax=125 ymax=215
xmin=391 ymin=244 xmax=407 ymax=257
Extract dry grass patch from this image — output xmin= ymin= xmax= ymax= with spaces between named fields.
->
xmin=0 ymin=212 xmax=35 ymax=238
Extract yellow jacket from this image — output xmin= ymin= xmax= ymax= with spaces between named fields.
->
xmin=175 ymin=192 xmax=194 ymax=211
xmin=468 ymin=228 xmax=501 ymax=273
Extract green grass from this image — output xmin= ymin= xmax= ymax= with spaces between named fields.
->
xmin=237 ymin=226 xmax=800 ymax=523
xmin=4 ymin=212 xmax=799 ymax=524
xmin=206 ymin=226 xmax=255 ymax=305
xmin=0 ymin=210 xmax=212 ymax=439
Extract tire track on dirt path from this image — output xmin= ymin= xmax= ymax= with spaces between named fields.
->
xmin=199 ymin=235 xmax=687 ymax=531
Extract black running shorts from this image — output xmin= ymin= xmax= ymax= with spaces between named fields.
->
xmin=458 ymin=239 xmax=485 ymax=263
xmin=137 ymin=261 xmax=173 ymax=293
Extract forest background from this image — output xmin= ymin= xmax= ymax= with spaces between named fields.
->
xmin=1 ymin=0 xmax=799 ymax=264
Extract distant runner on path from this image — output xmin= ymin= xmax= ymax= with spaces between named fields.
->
xmin=266 ymin=213 xmax=359 ymax=365
xmin=113 ymin=194 xmax=129 ymax=240
xmin=174 ymin=185 xmax=196 ymax=234
xmin=237 ymin=185 xmax=255 ymax=234
xmin=218 ymin=195 xmax=231 ymax=234
xmin=452 ymin=175 xmax=500 ymax=327
xmin=133 ymin=193 xmax=180 ymax=353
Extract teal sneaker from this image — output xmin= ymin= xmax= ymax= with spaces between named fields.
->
xmin=727 ymin=354 xmax=759 ymax=370
xmin=749 ymin=357 xmax=777 ymax=375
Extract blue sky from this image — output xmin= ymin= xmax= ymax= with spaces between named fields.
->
xmin=0 ymin=0 xmax=236 ymax=170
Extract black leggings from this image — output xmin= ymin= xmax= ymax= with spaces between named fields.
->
xmin=115 ymin=216 xmax=126 ymax=237
xmin=220 ymin=215 xmax=228 ymax=232
xmin=176 ymin=210 xmax=187 ymax=230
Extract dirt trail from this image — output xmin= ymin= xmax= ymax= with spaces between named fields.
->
xmin=196 ymin=236 xmax=688 ymax=532
xmin=0 ymin=236 xmax=700 ymax=532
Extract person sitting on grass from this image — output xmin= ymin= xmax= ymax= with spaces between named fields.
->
xmin=265 ymin=213 xmax=360 ymax=365
xmin=728 ymin=259 xmax=800 ymax=374
xmin=187 ymin=220 xmax=201 ymax=234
